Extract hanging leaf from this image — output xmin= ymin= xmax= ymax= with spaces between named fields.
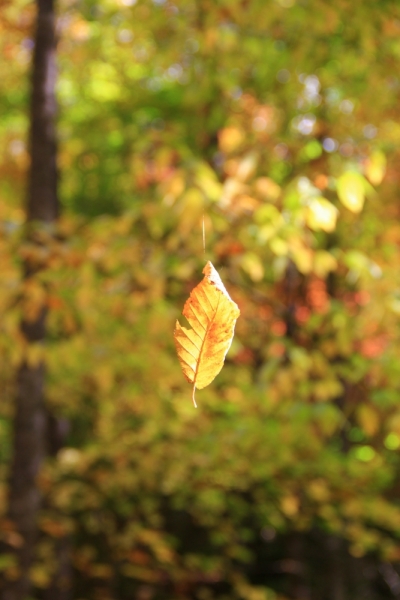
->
xmin=174 ymin=262 xmax=240 ymax=407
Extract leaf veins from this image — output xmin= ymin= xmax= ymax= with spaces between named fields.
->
xmin=174 ymin=262 xmax=240 ymax=407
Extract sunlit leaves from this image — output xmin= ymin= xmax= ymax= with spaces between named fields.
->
xmin=218 ymin=126 xmax=245 ymax=153
xmin=240 ymin=252 xmax=264 ymax=282
xmin=365 ymin=150 xmax=386 ymax=186
xmin=306 ymin=197 xmax=338 ymax=232
xmin=313 ymin=250 xmax=338 ymax=278
xmin=337 ymin=171 xmax=366 ymax=213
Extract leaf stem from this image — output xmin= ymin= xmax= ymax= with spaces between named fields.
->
xmin=192 ymin=383 xmax=197 ymax=408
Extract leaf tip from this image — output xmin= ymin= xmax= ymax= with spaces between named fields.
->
xmin=202 ymin=261 xmax=214 ymax=277
xmin=202 ymin=261 xmax=229 ymax=296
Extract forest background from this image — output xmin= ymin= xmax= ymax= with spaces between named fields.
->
xmin=2 ymin=0 xmax=400 ymax=599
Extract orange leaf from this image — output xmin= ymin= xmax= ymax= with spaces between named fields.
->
xmin=174 ymin=262 xmax=240 ymax=407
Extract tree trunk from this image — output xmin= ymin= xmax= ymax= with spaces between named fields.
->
xmin=4 ymin=0 xmax=58 ymax=598
xmin=27 ymin=0 xmax=59 ymax=225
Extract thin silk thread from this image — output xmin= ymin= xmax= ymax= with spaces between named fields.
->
xmin=202 ymin=213 xmax=206 ymax=256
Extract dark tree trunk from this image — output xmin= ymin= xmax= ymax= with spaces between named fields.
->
xmin=4 ymin=0 xmax=59 ymax=598
xmin=27 ymin=0 xmax=59 ymax=225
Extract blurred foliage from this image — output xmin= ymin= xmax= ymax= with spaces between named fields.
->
xmin=2 ymin=0 xmax=400 ymax=598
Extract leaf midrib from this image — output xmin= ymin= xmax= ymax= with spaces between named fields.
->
xmin=193 ymin=291 xmax=221 ymax=387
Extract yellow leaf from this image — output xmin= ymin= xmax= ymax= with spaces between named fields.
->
xmin=194 ymin=162 xmax=222 ymax=201
xmin=269 ymin=237 xmax=288 ymax=256
xmin=281 ymin=494 xmax=299 ymax=517
xmin=306 ymin=197 xmax=338 ymax=232
xmin=236 ymin=152 xmax=258 ymax=181
xmin=289 ymin=241 xmax=313 ymax=274
xmin=314 ymin=250 xmax=338 ymax=277
xmin=254 ymin=177 xmax=281 ymax=201
xmin=174 ymin=262 xmax=240 ymax=407
xmin=365 ymin=150 xmax=386 ymax=186
xmin=220 ymin=177 xmax=248 ymax=208
xmin=218 ymin=126 xmax=244 ymax=153
xmin=241 ymin=252 xmax=264 ymax=282
xmin=87 ymin=62 xmax=122 ymax=102
xmin=337 ymin=171 xmax=366 ymax=213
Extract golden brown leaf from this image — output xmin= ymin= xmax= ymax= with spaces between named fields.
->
xmin=174 ymin=262 xmax=240 ymax=407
